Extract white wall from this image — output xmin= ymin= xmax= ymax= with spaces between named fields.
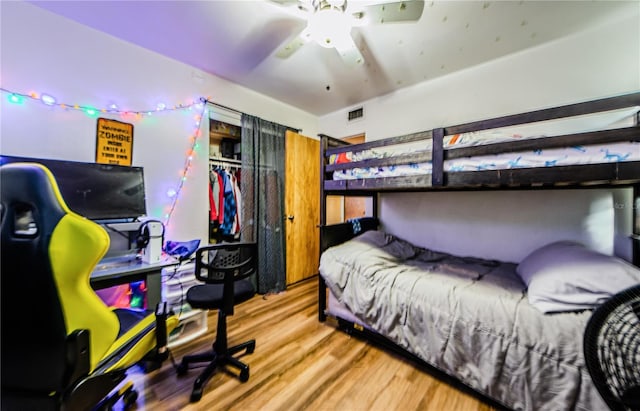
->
xmin=319 ymin=6 xmax=639 ymax=262
xmin=382 ymin=189 xmax=631 ymax=263
xmin=1 ymin=2 xmax=318 ymax=246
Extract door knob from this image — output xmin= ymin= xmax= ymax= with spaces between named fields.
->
xmin=287 ymin=215 xmax=294 ymax=221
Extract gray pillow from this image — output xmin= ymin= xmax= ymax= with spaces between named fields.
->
xmin=516 ymin=241 xmax=640 ymax=314
xmin=354 ymin=230 xmax=418 ymax=260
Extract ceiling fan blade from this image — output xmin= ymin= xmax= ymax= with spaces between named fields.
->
xmin=335 ymin=34 xmax=365 ymax=68
xmin=275 ymin=29 xmax=310 ymax=58
xmin=353 ymin=0 xmax=425 ymax=25
xmin=267 ymin=0 xmax=313 ymax=19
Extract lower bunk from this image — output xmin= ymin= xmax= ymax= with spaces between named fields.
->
xmin=318 ymin=219 xmax=640 ymax=411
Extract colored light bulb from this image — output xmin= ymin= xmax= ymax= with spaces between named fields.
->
xmin=8 ymin=94 xmax=24 ymax=104
xmin=41 ymin=94 xmax=56 ymax=105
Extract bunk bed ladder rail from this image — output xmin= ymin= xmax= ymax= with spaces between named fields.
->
xmin=318 ymin=134 xmax=350 ymax=322
xmin=431 ymin=128 xmax=444 ymax=187
xmin=634 ymin=184 xmax=640 ymax=267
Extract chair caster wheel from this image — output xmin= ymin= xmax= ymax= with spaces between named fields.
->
xmin=239 ymin=368 xmax=249 ymax=382
xmin=123 ymin=389 xmax=139 ymax=408
xmin=246 ymin=341 xmax=256 ymax=354
xmin=176 ymin=362 xmax=189 ymax=376
xmin=141 ymin=359 xmax=162 ymax=373
xmin=190 ymin=387 xmax=203 ymax=403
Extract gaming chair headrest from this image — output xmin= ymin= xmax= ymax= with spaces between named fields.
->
xmin=0 ymin=162 xmax=68 ymax=242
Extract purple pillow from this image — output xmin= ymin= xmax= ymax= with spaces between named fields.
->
xmin=516 ymin=241 xmax=640 ymax=313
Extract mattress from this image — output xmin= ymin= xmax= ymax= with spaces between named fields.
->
xmin=319 ymin=230 xmax=607 ymax=411
xmin=331 ymin=107 xmax=639 ymax=180
xmin=332 ymin=142 xmax=640 ymax=180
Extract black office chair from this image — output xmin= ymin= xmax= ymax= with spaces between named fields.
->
xmin=0 ymin=162 xmax=178 ymax=411
xmin=583 ymin=284 xmax=640 ymax=411
xmin=177 ymin=242 xmax=258 ymax=402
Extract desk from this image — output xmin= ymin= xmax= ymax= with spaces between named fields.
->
xmin=91 ymin=256 xmax=179 ymax=309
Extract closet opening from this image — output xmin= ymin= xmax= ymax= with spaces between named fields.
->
xmin=208 ymin=117 xmax=242 ymax=244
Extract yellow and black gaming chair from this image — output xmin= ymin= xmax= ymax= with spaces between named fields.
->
xmin=0 ymin=162 xmax=179 ymax=411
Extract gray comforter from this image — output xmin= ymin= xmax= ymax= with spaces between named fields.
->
xmin=319 ymin=230 xmax=606 ymax=411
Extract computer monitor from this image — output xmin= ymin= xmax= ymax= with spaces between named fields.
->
xmin=0 ymin=155 xmax=147 ymax=221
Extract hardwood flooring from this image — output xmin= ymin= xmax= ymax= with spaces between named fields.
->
xmin=122 ymin=277 xmax=498 ymax=411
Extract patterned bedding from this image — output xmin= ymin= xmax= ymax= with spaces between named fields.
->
xmin=331 ymin=141 xmax=640 ymax=180
xmin=319 ymin=230 xmax=608 ymax=411
xmin=331 ymin=108 xmax=639 ymax=180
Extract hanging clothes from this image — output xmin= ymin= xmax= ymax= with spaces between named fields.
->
xmin=220 ymin=171 xmax=236 ymax=235
xmin=230 ymin=172 xmax=241 ymax=234
xmin=215 ymin=170 xmax=225 ymax=226
xmin=209 ymin=170 xmax=223 ymax=223
xmin=209 ymin=164 xmax=242 ymax=240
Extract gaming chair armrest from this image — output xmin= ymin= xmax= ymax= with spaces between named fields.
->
xmin=142 ymin=302 xmax=175 ymax=372
xmin=155 ymin=302 xmax=169 ymax=354
xmin=65 ymin=329 xmax=91 ymax=387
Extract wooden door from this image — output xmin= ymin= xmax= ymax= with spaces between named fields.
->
xmin=285 ymin=130 xmax=320 ymax=286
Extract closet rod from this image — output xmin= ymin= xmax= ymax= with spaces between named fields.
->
xmin=210 ymin=163 xmax=241 ymax=170
xmin=209 ymin=156 xmax=281 ymax=171
xmin=209 ymin=157 xmax=242 ymax=165
xmin=200 ymin=97 xmax=301 ymax=133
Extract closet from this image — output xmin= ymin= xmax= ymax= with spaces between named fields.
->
xmin=205 ymin=112 xmax=323 ymax=288
xmin=209 ymin=119 xmax=242 ymax=243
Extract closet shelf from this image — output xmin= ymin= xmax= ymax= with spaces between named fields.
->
xmin=209 ymin=156 xmax=242 ymax=165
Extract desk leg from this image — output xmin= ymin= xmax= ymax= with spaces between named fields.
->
xmin=146 ymin=270 xmax=162 ymax=310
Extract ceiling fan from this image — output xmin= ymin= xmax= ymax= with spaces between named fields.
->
xmin=269 ymin=0 xmax=425 ymax=67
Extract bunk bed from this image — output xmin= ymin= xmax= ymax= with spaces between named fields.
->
xmin=317 ymin=92 xmax=640 ymax=411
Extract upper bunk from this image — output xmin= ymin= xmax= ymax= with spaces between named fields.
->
xmin=320 ymin=92 xmax=640 ymax=193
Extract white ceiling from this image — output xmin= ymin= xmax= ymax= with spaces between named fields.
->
xmin=28 ymin=0 xmax=637 ymax=116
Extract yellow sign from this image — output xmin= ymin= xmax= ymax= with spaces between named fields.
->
xmin=95 ymin=118 xmax=134 ymax=166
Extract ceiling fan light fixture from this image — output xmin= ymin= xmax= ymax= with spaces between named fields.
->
xmin=306 ymin=7 xmax=352 ymax=48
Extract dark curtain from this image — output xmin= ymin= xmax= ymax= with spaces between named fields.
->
xmin=240 ymin=114 xmax=287 ymax=293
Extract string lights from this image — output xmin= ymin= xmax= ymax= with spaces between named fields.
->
xmin=162 ymin=97 xmax=207 ymax=228
xmin=1 ymin=87 xmax=209 ymax=229
xmin=1 ymin=87 xmax=203 ymax=118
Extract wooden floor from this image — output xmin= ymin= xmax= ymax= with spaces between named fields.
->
xmin=122 ymin=277 xmax=498 ymax=411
